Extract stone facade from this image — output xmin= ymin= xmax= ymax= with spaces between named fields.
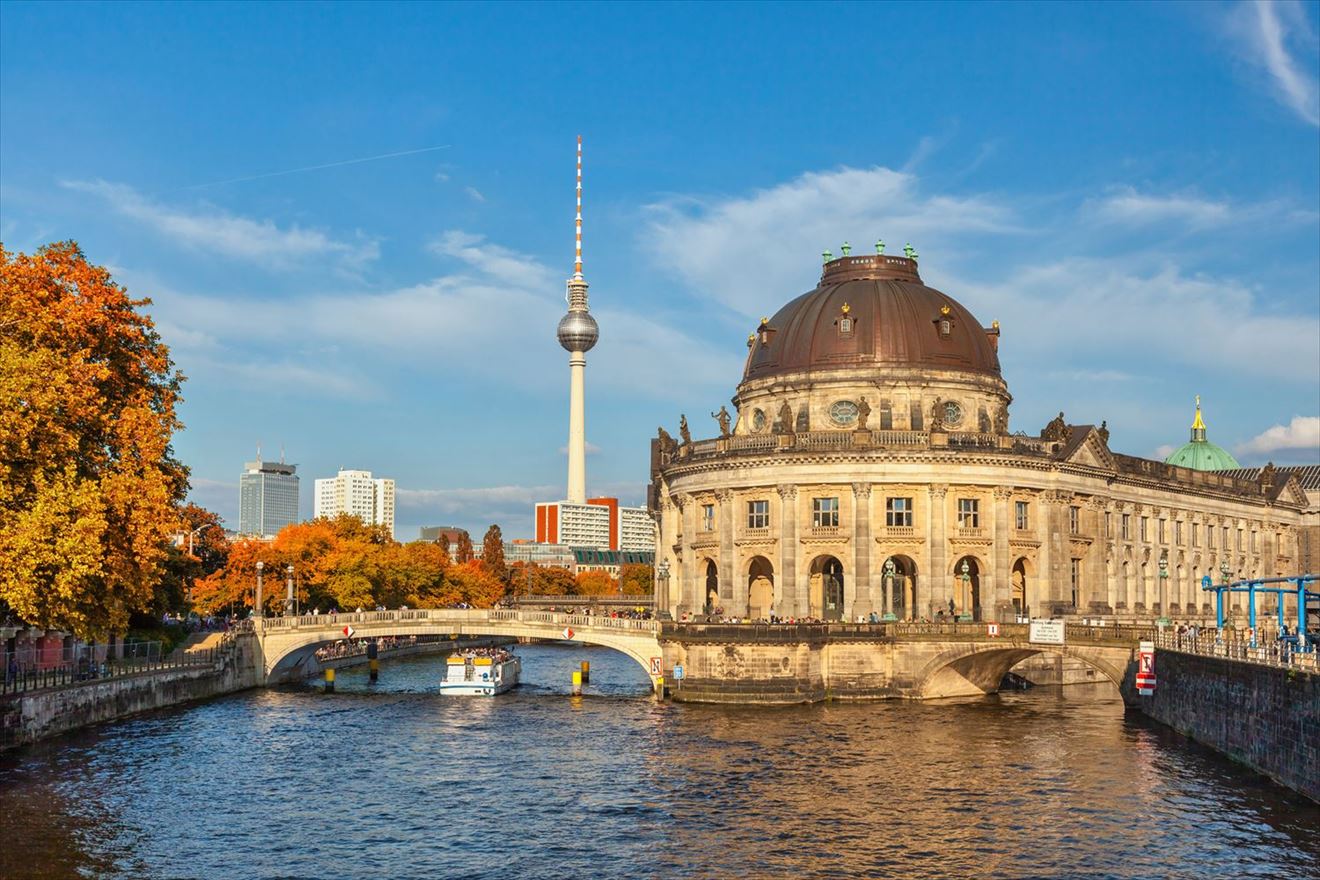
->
xmin=650 ymin=253 xmax=1312 ymax=625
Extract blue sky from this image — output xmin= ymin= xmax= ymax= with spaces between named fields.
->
xmin=3 ymin=1 xmax=1318 ymax=540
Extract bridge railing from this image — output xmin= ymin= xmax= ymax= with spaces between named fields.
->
xmin=250 ymin=608 xmax=659 ymax=635
xmin=1154 ymin=631 xmax=1319 ymax=672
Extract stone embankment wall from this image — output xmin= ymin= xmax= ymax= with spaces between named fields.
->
xmin=1 ymin=637 xmax=262 ymax=750
xmin=1131 ymin=650 xmax=1319 ymax=803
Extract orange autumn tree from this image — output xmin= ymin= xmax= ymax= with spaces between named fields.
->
xmin=575 ymin=569 xmax=617 ymax=596
xmin=0 ymin=242 xmax=186 ymax=638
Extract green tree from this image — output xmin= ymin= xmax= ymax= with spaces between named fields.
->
xmin=0 ymin=242 xmax=187 ymax=638
xmin=481 ymin=524 xmax=507 ymax=587
xmin=619 ymin=563 xmax=654 ymax=595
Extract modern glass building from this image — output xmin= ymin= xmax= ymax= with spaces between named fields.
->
xmin=238 ymin=460 xmax=300 ymax=538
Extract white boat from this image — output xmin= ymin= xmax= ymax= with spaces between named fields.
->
xmin=440 ymin=651 xmax=521 ymax=696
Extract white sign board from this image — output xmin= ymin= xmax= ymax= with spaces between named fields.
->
xmin=672 ymin=665 xmax=685 ymax=680
xmin=1029 ymin=619 xmax=1065 ymax=645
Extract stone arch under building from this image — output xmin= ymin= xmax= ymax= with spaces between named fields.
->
xmin=950 ymin=555 xmax=984 ymax=621
xmin=747 ymin=556 xmax=774 ymax=620
xmin=808 ymin=555 xmax=845 ymax=621
xmin=881 ymin=554 xmax=918 ymax=620
xmin=702 ymin=558 xmax=719 ymax=614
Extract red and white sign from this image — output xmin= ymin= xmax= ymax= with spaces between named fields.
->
xmin=342 ymin=625 xmax=355 ymax=638
xmin=650 ymin=657 xmax=662 ymax=675
xmin=561 ymin=627 xmax=575 ymax=640
xmin=987 ymin=623 xmax=1000 ymax=637
xmin=1136 ymin=640 xmax=1157 ymax=695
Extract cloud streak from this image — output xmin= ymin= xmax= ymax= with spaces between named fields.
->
xmin=62 ymin=179 xmax=380 ymax=269
xmin=1230 ymin=0 xmax=1320 ymax=126
xmin=1236 ymin=415 xmax=1320 ymax=455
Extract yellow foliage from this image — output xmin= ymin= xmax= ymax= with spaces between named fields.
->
xmin=0 ymin=242 xmax=186 ymax=638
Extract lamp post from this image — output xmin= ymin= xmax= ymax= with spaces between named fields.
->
xmin=658 ymin=560 xmax=670 ymax=617
xmin=285 ymin=565 xmax=296 ymax=617
xmin=959 ymin=559 xmax=971 ymax=621
xmin=1158 ymin=552 xmax=1169 ymax=624
xmin=254 ymin=561 xmax=264 ymax=619
xmin=883 ymin=558 xmax=896 ymax=621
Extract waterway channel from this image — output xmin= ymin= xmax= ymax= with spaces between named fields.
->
xmin=2 ymin=644 xmax=1317 ymax=879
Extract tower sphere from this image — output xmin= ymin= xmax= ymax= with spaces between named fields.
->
xmin=558 ymin=310 xmax=599 ymax=352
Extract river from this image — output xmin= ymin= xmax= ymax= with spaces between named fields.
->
xmin=1 ymin=644 xmax=1317 ymax=879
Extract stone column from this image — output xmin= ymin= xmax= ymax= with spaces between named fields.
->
xmin=991 ymin=487 xmax=1013 ymax=621
xmin=675 ymin=494 xmax=694 ymax=616
xmin=777 ymin=485 xmax=799 ymax=617
xmin=851 ymin=482 xmax=874 ymax=619
xmin=1037 ymin=491 xmax=1055 ymax=615
xmin=927 ymin=484 xmax=949 ymax=618
xmin=717 ymin=489 xmax=737 ymax=613
xmin=656 ymin=500 xmax=673 ymax=615
xmin=1086 ymin=497 xmax=1108 ymax=613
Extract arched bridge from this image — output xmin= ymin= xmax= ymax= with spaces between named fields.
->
xmin=251 ymin=609 xmax=663 ymax=686
xmin=247 ymin=610 xmax=1150 ymax=703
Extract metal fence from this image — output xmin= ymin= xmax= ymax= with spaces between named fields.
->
xmin=1155 ymin=630 xmax=1319 ymax=672
xmin=2 ymin=641 xmax=226 ymax=696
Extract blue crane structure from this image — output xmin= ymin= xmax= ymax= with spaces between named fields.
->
xmin=1200 ymin=573 xmax=1319 ymax=649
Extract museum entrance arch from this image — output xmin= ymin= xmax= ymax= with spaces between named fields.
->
xmin=809 ymin=555 xmax=845 ymax=621
xmin=951 ymin=556 xmax=982 ymax=621
xmin=703 ymin=559 xmax=718 ymax=615
xmin=882 ymin=555 xmax=918 ymax=620
xmin=747 ymin=556 xmax=774 ymax=620
xmin=1011 ymin=558 xmax=1031 ymax=618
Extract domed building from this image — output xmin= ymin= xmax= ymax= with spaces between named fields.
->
xmin=1164 ymin=397 xmax=1240 ymax=471
xmin=649 ymin=247 xmax=1309 ymax=623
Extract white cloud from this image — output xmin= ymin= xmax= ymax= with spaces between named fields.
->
xmin=61 ymin=179 xmax=379 ymax=269
xmin=1235 ymin=415 xmax=1320 ymax=455
xmin=1154 ymin=444 xmax=1176 ymax=459
xmin=1228 ymin=0 xmax=1320 ymax=126
xmin=644 ymin=165 xmax=1021 ymax=319
xmin=1085 ymin=188 xmax=1232 ymax=228
xmin=464 ymin=186 xmax=486 ymax=203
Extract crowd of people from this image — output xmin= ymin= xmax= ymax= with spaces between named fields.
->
xmin=313 ymin=635 xmax=419 ymax=662
xmin=531 ymin=605 xmax=653 ymax=620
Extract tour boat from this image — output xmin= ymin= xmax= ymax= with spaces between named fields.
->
xmin=440 ymin=651 xmax=521 ymax=696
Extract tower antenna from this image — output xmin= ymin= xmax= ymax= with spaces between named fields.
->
xmin=574 ymin=133 xmax=583 ymax=281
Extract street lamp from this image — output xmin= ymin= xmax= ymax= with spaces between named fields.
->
xmin=254 ymin=561 xmax=265 ymax=619
xmin=284 ymin=565 xmax=296 ymax=617
xmin=1158 ymin=552 xmax=1169 ymax=624
xmin=883 ymin=558 xmax=896 ymax=621
xmin=959 ymin=559 xmax=971 ymax=621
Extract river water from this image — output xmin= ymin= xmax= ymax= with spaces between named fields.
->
xmin=2 ymin=644 xmax=1317 ymax=880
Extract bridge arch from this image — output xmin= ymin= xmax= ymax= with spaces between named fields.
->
xmin=254 ymin=611 xmax=662 ymax=685
xmin=910 ymin=642 xmax=1130 ymax=699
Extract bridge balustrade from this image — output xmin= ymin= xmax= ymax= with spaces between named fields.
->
xmin=249 ymin=608 xmax=659 ymax=634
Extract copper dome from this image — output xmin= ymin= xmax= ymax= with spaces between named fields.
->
xmin=743 ymin=254 xmax=1001 ymax=382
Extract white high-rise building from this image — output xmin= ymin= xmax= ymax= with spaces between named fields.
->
xmin=314 ymin=469 xmax=395 ymax=535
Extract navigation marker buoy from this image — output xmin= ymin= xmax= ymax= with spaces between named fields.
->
xmin=343 ymin=625 xmax=355 ymax=638
xmin=562 ymin=627 xmax=575 ymax=640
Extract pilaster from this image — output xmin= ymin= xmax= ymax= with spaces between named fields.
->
xmin=991 ymin=487 xmax=1013 ymax=621
xmin=717 ymin=489 xmax=737 ymax=612
xmin=777 ymin=485 xmax=800 ymax=617
xmin=851 ymin=482 xmax=874 ymax=618
xmin=928 ymin=484 xmax=949 ymax=617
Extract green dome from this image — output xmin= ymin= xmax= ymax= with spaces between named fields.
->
xmin=1163 ymin=396 xmax=1240 ymax=471
xmin=1165 ymin=440 xmax=1239 ymax=471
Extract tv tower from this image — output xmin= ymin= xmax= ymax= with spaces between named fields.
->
xmin=556 ymin=135 xmax=598 ymax=505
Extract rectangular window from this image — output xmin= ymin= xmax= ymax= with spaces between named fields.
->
xmin=910 ymin=400 xmax=923 ymax=431
xmin=701 ymin=504 xmax=715 ymax=532
xmin=747 ymin=500 xmax=769 ymax=530
xmin=1122 ymin=513 xmax=1131 ymax=540
xmin=1174 ymin=521 xmax=1183 ymax=545
xmin=812 ymin=497 xmax=839 ymax=528
xmin=1158 ymin=519 xmax=1167 ymax=543
xmin=957 ymin=498 xmax=980 ymax=528
xmin=1191 ymin=524 xmax=1199 ymax=547
xmin=886 ymin=497 xmax=913 ymax=528
xmin=1069 ymin=505 xmax=1081 ymax=535
xmin=1237 ymin=528 xmax=1244 ymax=551
xmin=879 ymin=401 xmax=893 ymax=431
xmin=1105 ymin=511 xmax=1112 ymax=537
xmin=1206 ymin=524 xmax=1214 ymax=548
xmin=1141 ymin=517 xmax=1149 ymax=541
xmin=1015 ymin=501 xmax=1030 ymax=530
xmin=1223 ymin=526 xmax=1230 ymax=549
xmin=1070 ymin=559 xmax=1080 ymax=609
xmin=1251 ymin=531 xmax=1258 ymax=552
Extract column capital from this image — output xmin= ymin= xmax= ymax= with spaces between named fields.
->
xmin=715 ymin=488 xmax=734 ymax=504
xmin=776 ymin=484 xmax=798 ymax=501
xmin=929 ymin=484 xmax=949 ymax=499
xmin=992 ymin=486 xmax=1014 ymax=500
xmin=851 ymin=482 xmax=872 ymax=500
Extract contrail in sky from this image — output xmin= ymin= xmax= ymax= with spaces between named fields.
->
xmin=176 ymin=145 xmax=452 ymax=190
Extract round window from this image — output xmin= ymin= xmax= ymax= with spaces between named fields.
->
xmin=829 ymin=400 xmax=859 ymax=426
xmin=943 ymin=400 xmax=964 ymax=428
xmin=751 ymin=409 xmax=767 ymax=432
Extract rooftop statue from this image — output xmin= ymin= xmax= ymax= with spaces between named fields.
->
xmin=679 ymin=414 xmax=692 ymax=446
xmin=1043 ymin=412 xmax=1069 ymax=442
xmin=1098 ymin=420 xmax=1110 ymax=445
xmin=856 ymin=398 xmax=871 ymax=431
xmin=657 ymin=426 xmax=677 ymax=456
xmin=929 ymin=397 xmax=945 ymax=432
xmin=711 ymin=406 xmax=731 ymax=439
xmin=777 ymin=400 xmax=794 ymax=435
